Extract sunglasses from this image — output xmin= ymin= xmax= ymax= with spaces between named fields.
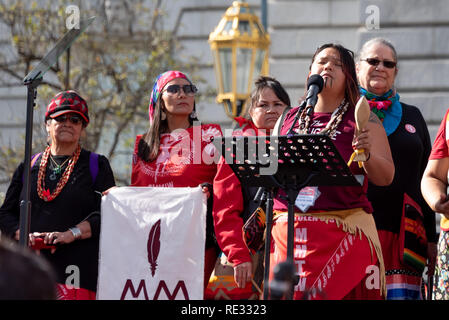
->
xmin=164 ymin=84 xmax=198 ymax=96
xmin=53 ymin=114 xmax=83 ymax=125
xmin=362 ymin=58 xmax=397 ymax=69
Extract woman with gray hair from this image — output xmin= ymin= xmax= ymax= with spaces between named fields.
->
xmin=356 ymin=37 xmax=437 ymax=300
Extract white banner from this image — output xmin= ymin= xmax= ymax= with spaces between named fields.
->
xmin=97 ymin=186 xmax=206 ymax=300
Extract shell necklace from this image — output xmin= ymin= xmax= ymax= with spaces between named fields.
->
xmin=37 ymin=145 xmax=81 ymax=202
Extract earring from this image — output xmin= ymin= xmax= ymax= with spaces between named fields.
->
xmin=161 ymin=111 xmax=166 ymax=120
xmin=189 ymin=111 xmax=197 ymax=119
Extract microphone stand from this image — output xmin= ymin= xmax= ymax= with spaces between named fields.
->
xmin=269 ymin=261 xmax=296 ymax=300
xmin=286 ymin=74 xmax=323 ymax=136
xmin=18 ymin=17 xmax=96 ymax=247
xmin=265 ymin=100 xmax=305 ymax=299
xmin=262 ymin=187 xmax=274 ymax=300
xmin=214 ymin=134 xmax=360 ymax=300
xmin=18 ymin=78 xmax=41 ymax=246
xmin=286 ymin=100 xmax=306 ymax=136
xmin=270 ymin=87 xmax=318 ymax=298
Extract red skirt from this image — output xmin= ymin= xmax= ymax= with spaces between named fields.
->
xmin=56 ymin=284 xmax=96 ymax=300
xmin=270 ymin=213 xmax=382 ymax=300
xmin=378 ymin=230 xmax=423 ymax=300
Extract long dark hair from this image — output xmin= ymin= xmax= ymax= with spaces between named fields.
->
xmin=137 ymin=98 xmax=198 ymax=163
xmin=248 ymin=76 xmax=291 ymax=115
xmin=308 ymin=43 xmax=359 ymax=108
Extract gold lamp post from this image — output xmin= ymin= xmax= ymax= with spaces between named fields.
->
xmin=209 ymin=1 xmax=270 ymax=120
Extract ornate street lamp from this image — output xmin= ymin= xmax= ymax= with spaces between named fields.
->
xmin=209 ymin=1 xmax=270 ymax=120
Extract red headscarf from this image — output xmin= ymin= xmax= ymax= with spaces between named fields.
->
xmin=148 ymin=70 xmax=192 ymax=123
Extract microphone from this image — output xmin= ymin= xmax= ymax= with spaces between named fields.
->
xmin=269 ymin=261 xmax=296 ymax=300
xmin=305 ymin=74 xmax=324 ymax=115
xmin=286 ymin=74 xmax=324 ymax=136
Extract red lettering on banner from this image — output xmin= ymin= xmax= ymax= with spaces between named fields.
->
xmin=120 ymin=279 xmax=189 ymax=300
xmin=153 ymin=280 xmax=190 ymax=300
xmin=121 ymin=279 xmax=149 ymax=300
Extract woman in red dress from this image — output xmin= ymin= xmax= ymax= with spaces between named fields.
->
xmin=131 ymin=71 xmax=224 ymax=293
xmin=211 ymin=76 xmax=290 ymax=298
xmin=272 ymin=44 xmax=394 ymax=299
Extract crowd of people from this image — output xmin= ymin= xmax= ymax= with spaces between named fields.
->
xmin=0 ymin=37 xmax=447 ymax=300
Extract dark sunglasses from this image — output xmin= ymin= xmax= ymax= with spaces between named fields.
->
xmin=164 ymin=84 xmax=198 ymax=96
xmin=362 ymin=58 xmax=397 ymax=69
xmin=54 ymin=114 xmax=83 ymax=125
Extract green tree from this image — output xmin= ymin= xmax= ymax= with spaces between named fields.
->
xmin=0 ymin=0 xmax=200 ymax=189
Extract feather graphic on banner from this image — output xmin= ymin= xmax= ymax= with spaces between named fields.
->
xmin=147 ymin=219 xmax=161 ymax=277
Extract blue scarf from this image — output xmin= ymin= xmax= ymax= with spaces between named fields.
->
xmin=359 ymin=87 xmax=402 ymax=136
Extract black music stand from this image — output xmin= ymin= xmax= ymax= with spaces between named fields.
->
xmin=18 ymin=17 xmax=95 ymax=247
xmin=213 ymin=134 xmax=362 ymax=300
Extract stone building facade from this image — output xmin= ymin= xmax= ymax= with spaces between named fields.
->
xmin=1 ymin=0 xmax=448 ymax=192
xmin=171 ymin=0 xmax=449 ymax=140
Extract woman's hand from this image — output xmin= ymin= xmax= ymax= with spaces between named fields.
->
xmin=233 ymin=261 xmax=252 ymax=288
xmin=29 ymin=231 xmax=76 ymax=254
xmin=360 ymin=114 xmax=395 ymax=186
xmin=352 ymin=128 xmax=372 ymax=156
xmin=102 ymin=186 xmax=118 ymax=196
xmin=28 ymin=221 xmax=90 ymax=254
xmin=200 ymin=183 xmax=212 ymax=199
xmin=433 ymin=194 xmax=449 ymax=216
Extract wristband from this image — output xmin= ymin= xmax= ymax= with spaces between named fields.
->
xmin=69 ymin=227 xmax=82 ymax=240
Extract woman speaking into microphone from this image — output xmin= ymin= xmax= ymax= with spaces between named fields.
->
xmin=271 ymin=43 xmax=394 ymax=300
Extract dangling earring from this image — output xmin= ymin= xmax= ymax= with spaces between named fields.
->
xmin=189 ymin=111 xmax=197 ymax=119
xmin=161 ymin=110 xmax=166 ymax=120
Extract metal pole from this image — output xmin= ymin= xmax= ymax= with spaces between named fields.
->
xmin=18 ymin=80 xmax=40 ymax=247
xmin=65 ymin=47 xmax=70 ymax=90
xmin=263 ymin=189 xmax=274 ymax=300
xmin=261 ymin=0 xmax=267 ymax=30
xmin=18 ymin=16 xmax=95 ymax=247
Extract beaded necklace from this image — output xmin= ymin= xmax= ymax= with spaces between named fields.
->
xmin=296 ymin=99 xmax=349 ymax=138
xmin=37 ymin=145 xmax=81 ymax=202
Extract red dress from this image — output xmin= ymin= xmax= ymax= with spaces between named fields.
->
xmin=270 ymin=106 xmax=384 ymax=300
xmin=131 ymin=124 xmax=222 ymax=291
xmin=212 ymin=119 xmax=262 ymax=267
xmin=207 ymin=118 xmax=260 ymax=300
xmin=132 ymin=124 xmax=221 ymax=188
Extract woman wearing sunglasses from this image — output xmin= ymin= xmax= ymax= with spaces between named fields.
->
xmin=131 ymin=70 xmax=226 ymax=295
xmin=356 ymin=38 xmax=437 ymax=300
xmin=0 ymin=90 xmax=116 ymax=299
